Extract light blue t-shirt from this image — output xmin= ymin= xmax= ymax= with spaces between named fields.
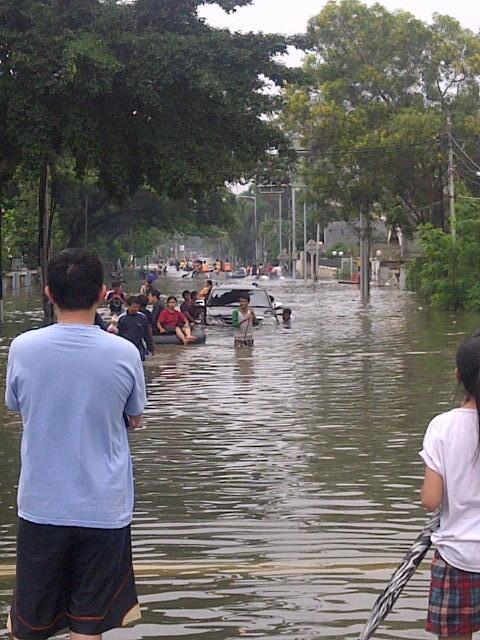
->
xmin=5 ymin=323 xmax=147 ymax=529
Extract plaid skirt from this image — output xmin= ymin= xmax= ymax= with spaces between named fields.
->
xmin=427 ymin=550 xmax=480 ymax=636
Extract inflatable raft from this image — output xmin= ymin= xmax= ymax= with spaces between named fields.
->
xmin=153 ymin=326 xmax=206 ymax=346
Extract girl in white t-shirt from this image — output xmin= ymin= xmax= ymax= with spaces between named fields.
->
xmin=421 ymin=336 xmax=480 ymax=640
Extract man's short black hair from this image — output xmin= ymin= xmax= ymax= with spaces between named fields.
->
xmin=47 ymin=249 xmax=104 ymax=311
xmin=127 ymin=295 xmax=139 ymax=306
xmin=182 ymin=290 xmax=191 ymax=298
xmin=149 ymin=288 xmax=160 ymax=299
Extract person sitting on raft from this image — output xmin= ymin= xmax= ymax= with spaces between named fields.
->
xmin=180 ymin=290 xmax=196 ymax=324
xmin=147 ymin=288 xmax=165 ymax=335
xmin=189 ymin=290 xmax=204 ymax=322
xmin=158 ymin=296 xmax=197 ymax=344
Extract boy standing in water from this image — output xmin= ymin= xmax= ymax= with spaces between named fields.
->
xmin=421 ymin=335 xmax=480 ymax=640
xmin=5 ymin=249 xmax=146 ymax=640
xmin=118 ymin=295 xmax=154 ymax=360
xmin=232 ymin=293 xmax=258 ymax=347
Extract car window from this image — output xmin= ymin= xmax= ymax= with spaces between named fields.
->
xmin=208 ymin=289 xmax=271 ymax=308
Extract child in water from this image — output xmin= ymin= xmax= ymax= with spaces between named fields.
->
xmin=420 ymin=335 xmax=480 ymax=639
xmin=282 ymin=307 xmax=292 ymax=327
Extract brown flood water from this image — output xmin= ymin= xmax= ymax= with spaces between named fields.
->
xmin=0 ymin=276 xmax=478 ymax=639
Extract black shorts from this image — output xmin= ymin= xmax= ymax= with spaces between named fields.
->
xmin=8 ymin=518 xmax=140 ymax=640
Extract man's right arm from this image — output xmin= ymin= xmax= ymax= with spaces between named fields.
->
xmin=128 ymin=415 xmax=143 ymax=430
xmin=125 ymin=351 xmax=147 ymax=424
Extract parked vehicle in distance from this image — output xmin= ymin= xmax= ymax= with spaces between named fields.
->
xmin=204 ymin=283 xmax=281 ymax=326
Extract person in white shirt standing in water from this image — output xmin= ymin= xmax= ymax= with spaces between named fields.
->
xmin=232 ymin=293 xmax=258 ymax=348
xmin=5 ymin=249 xmax=147 ymax=640
xmin=421 ymin=335 xmax=480 ymax=640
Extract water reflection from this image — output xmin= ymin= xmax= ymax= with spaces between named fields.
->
xmin=0 ymin=278 xmax=478 ymax=639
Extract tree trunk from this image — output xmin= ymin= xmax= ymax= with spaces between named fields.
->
xmin=38 ymin=163 xmax=55 ymax=324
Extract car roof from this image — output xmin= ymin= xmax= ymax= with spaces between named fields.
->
xmin=211 ymin=283 xmax=266 ymax=291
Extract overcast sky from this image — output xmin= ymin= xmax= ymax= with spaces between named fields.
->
xmin=199 ymin=1 xmax=480 ymax=65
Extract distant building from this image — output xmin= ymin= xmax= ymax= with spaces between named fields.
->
xmin=323 ymin=220 xmax=389 ymax=250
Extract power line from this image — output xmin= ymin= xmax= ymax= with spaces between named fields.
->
xmin=452 ymin=150 xmax=480 ymax=176
xmin=448 ymin=134 xmax=480 ymax=173
xmin=460 ymin=174 xmax=480 ymax=189
xmin=294 ymin=138 xmax=438 ymax=158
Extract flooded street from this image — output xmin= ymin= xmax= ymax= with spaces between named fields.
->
xmin=0 ymin=278 xmax=478 ymax=639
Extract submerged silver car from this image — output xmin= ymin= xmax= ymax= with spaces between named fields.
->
xmin=205 ymin=283 xmax=280 ymax=326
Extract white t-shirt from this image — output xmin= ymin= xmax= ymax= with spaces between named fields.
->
xmin=420 ymin=407 xmax=480 ymax=571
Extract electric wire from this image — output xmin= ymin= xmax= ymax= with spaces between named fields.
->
xmin=448 ymin=134 xmax=480 ymax=173
xmin=294 ymin=138 xmax=439 ymax=158
xmin=452 ymin=150 xmax=480 ymax=176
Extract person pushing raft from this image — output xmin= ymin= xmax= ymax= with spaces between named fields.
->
xmin=232 ymin=293 xmax=258 ymax=347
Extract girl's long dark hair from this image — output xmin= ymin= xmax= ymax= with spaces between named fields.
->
xmin=456 ymin=336 xmax=480 ymax=454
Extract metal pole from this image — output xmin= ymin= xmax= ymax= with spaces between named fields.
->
xmin=254 ymin=186 xmax=258 ymax=265
xmin=292 ymin=187 xmax=297 ymax=279
xmin=303 ymin=201 xmax=307 ymax=281
xmin=360 ymin=209 xmax=370 ymax=301
xmin=0 ymin=207 xmax=3 ymax=322
xmin=84 ymin=193 xmax=88 ymax=249
xmin=315 ymin=221 xmax=320 ymax=282
xmin=447 ymin=115 xmax=456 ymax=239
xmin=278 ymin=192 xmax=282 ymax=258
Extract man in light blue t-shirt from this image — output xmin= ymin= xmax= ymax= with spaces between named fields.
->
xmin=5 ymin=249 xmax=147 ymax=640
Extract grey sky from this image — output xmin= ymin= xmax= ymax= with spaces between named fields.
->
xmin=200 ymin=1 xmax=480 ymax=66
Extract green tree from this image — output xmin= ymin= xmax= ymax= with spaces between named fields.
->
xmin=282 ymin=0 xmax=480 ymax=234
xmin=1 ymin=0 xmax=293 ymax=316
xmin=408 ymin=197 xmax=480 ymax=311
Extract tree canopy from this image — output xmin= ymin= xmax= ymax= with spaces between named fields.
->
xmin=1 ymin=0 xmax=294 ymax=197
xmin=0 ymin=0 xmax=297 ymax=282
xmin=282 ymin=0 xmax=480 ymax=233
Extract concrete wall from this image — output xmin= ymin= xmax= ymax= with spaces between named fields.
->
xmin=323 ymin=220 xmax=389 ymax=249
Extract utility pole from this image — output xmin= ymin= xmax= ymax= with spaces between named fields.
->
xmin=314 ymin=221 xmax=320 ymax=282
xmin=447 ymin=115 xmax=456 ymax=240
xmin=254 ymin=184 xmax=258 ymax=265
xmin=84 ymin=193 xmax=88 ymax=249
xmin=291 ymin=187 xmax=297 ymax=279
xmin=360 ymin=209 xmax=370 ymax=302
xmin=278 ymin=192 xmax=282 ymax=257
xmin=0 ymin=206 xmax=3 ymax=322
xmin=303 ymin=201 xmax=307 ymax=281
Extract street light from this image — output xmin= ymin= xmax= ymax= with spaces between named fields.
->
xmin=239 ymin=193 xmax=258 ymax=265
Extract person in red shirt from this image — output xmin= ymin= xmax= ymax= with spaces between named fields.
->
xmin=158 ymin=296 xmax=197 ymax=344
